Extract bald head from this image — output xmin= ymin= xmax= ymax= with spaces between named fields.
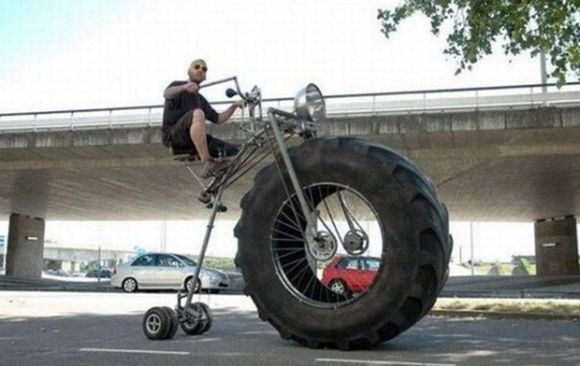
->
xmin=187 ymin=59 xmax=208 ymax=83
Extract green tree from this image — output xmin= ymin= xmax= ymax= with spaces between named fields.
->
xmin=377 ymin=1 xmax=580 ymax=84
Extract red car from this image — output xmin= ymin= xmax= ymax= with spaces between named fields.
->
xmin=321 ymin=256 xmax=380 ymax=295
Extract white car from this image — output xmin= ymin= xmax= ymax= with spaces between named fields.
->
xmin=111 ymin=252 xmax=230 ymax=293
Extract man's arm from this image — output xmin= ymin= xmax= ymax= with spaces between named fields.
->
xmin=217 ymin=101 xmax=244 ymax=124
xmin=163 ymin=81 xmax=198 ymax=99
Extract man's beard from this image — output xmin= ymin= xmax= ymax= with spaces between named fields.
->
xmin=188 ymin=71 xmax=204 ymax=84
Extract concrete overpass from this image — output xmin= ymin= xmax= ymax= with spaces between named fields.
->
xmin=1 ymin=83 xmax=579 ymax=278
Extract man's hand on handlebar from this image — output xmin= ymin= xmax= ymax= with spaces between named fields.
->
xmin=233 ymin=100 xmax=246 ymax=109
xmin=184 ymin=81 xmax=199 ymax=94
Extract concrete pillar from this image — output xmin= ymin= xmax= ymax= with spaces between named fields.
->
xmin=5 ymin=213 xmax=45 ymax=279
xmin=534 ymin=216 xmax=579 ymax=276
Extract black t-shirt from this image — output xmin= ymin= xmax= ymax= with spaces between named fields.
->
xmin=161 ymin=80 xmax=219 ymax=145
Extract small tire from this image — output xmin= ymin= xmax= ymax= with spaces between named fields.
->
xmin=122 ymin=278 xmax=138 ymax=293
xmin=197 ymin=302 xmax=213 ymax=334
xmin=180 ymin=302 xmax=212 ymax=335
xmin=161 ymin=307 xmax=179 ymax=339
xmin=328 ymin=279 xmax=348 ymax=296
xmin=143 ymin=307 xmax=172 ymax=340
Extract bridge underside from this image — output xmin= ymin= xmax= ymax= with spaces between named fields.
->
xmin=1 ymin=124 xmax=580 ymax=222
xmin=2 ymin=108 xmax=580 ymax=278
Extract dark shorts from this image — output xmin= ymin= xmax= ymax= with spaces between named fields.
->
xmin=168 ymin=109 xmax=197 ymax=154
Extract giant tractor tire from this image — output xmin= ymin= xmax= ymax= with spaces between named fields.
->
xmin=234 ymin=137 xmax=452 ymax=350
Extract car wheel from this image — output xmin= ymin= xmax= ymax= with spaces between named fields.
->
xmin=185 ymin=277 xmax=201 ymax=293
xmin=328 ymin=279 xmax=348 ymax=295
xmin=122 ymin=277 xmax=138 ymax=293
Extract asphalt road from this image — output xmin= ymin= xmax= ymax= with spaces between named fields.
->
xmin=1 ymin=292 xmax=579 ymax=366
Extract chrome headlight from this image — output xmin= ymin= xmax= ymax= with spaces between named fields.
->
xmin=294 ymin=83 xmax=326 ymax=123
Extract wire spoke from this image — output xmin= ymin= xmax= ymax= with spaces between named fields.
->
xmin=271 ymin=228 xmax=304 ymax=242
xmin=271 ymin=182 xmax=382 ymax=308
xmin=279 ymin=255 xmax=308 ymax=274
xmin=273 ymin=248 xmax=305 ymax=260
xmin=275 ymin=208 xmax=304 ymax=233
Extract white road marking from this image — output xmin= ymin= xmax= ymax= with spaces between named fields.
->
xmin=80 ymin=348 xmax=189 ymax=356
xmin=315 ymin=358 xmax=455 ymax=366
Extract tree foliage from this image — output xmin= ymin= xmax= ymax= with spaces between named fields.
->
xmin=378 ymin=1 xmax=580 ymax=84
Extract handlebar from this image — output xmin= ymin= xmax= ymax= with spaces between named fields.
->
xmin=199 ymin=76 xmax=242 ymax=94
xmin=199 ymin=76 xmax=260 ymax=108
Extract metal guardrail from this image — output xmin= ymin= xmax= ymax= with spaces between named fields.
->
xmin=1 ymin=82 xmax=579 ymax=132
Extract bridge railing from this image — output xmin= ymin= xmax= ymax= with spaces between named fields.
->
xmin=1 ymin=82 xmax=579 ymax=132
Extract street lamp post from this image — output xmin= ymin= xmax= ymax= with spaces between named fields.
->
xmin=470 ymin=222 xmax=475 ymax=276
xmin=540 ymin=51 xmax=548 ymax=94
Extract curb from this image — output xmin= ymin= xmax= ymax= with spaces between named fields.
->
xmin=429 ymin=309 xmax=580 ymax=321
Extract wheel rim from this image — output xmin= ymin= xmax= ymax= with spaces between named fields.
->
xmin=270 ymin=183 xmax=383 ymax=308
xmin=123 ymin=279 xmax=136 ymax=292
xmin=146 ymin=313 xmax=161 ymax=334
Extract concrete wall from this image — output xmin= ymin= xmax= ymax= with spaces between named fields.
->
xmin=535 ymin=216 xmax=579 ymax=276
xmin=5 ymin=213 xmax=45 ymax=279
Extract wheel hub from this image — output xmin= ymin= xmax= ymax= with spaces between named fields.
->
xmin=146 ymin=314 xmax=161 ymax=334
xmin=306 ymin=230 xmax=337 ymax=261
xmin=343 ymin=229 xmax=369 ymax=255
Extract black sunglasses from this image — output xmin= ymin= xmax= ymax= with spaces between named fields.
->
xmin=193 ymin=64 xmax=208 ymax=72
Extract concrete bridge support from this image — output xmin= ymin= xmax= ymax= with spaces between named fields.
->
xmin=534 ymin=216 xmax=579 ymax=276
xmin=5 ymin=213 xmax=45 ymax=279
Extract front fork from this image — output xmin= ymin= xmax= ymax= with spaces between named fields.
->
xmin=267 ymin=108 xmax=318 ymax=240
xmin=179 ymin=109 xmax=317 ymax=312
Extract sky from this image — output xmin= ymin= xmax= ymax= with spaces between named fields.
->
xmin=0 ymin=0 xmax=569 ymax=263
xmin=0 ymin=0 xmax=546 ymax=113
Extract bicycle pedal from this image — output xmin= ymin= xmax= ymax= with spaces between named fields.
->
xmin=198 ymin=193 xmax=211 ymax=204
xmin=205 ymin=203 xmax=227 ymax=212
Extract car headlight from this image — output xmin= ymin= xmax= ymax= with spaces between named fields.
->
xmin=294 ymin=83 xmax=326 ymax=123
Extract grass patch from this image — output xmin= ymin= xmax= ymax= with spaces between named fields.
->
xmin=192 ymin=256 xmax=238 ymax=272
xmin=434 ymin=298 xmax=580 ymax=316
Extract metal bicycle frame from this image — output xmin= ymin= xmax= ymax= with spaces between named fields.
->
xmin=177 ymin=79 xmax=316 ymax=312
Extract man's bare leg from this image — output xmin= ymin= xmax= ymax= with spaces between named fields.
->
xmin=189 ymin=109 xmax=212 ymax=162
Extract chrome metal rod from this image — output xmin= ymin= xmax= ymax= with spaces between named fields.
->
xmin=184 ymin=185 xmax=225 ymax=308
xmin=199 ymin=76 xmax=238 ymax=90
xmin=267 ymin=108 xmax=317 ymax=238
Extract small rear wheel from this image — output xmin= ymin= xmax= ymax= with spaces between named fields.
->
xmin=143 ymin=307 xmax=172 ymax=340
xmin=196 ymin=302 xmax=213 ymax=334
xmin=161 ymin=307 xmax=179 ymax=339
xmin=180 ymin=302 xmax=212 ymax=335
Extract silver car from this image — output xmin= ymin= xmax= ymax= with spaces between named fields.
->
xmin=111 ymin=252 xmax=229 ymax=293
